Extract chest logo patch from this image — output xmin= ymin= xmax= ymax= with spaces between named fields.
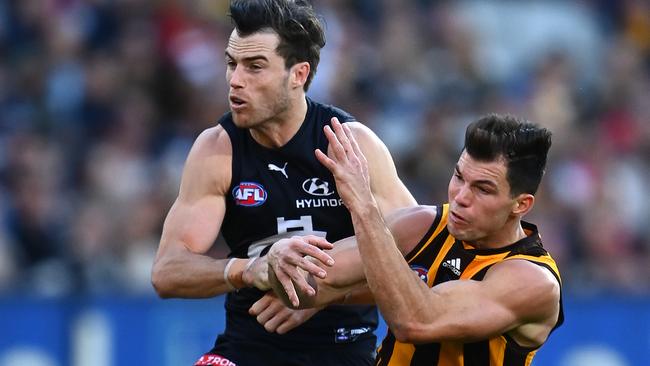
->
xmin=302 ymin=178 xmax=335 ymax=196
xmin=410 ymin=265 xmax=429 ymax=283
xmin=232 ymin=182 xmax=267 ymax=206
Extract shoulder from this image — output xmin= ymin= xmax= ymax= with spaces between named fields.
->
xmin=345 ymin=122 xmax=387 ymax=153
xmin=179 ymin=125 xmax=232 ymax=198
xmin=190 ymin=125 xmax=232 ymax=159
xmin=387 ymin=205 xmax=438 ymax=255
xmin=310 ymin=99 xmax=356 ymax=122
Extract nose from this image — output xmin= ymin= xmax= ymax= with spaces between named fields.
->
xmin=453 ymin=184 xmax=472 ymax=207
xmin=228 ymin=65 xmax=245 ymax=89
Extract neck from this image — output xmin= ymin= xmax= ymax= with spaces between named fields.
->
xmin=471 ymin=218 xmax=527 ymax=250
xmin=249 ymin=95 xmax=307 ymax=148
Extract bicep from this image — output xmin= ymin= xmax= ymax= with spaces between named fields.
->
xmin=156 ymin=127 xmax=231 ymax=257
xmin=413 ymin=260 xmax=559 ymax=343
xmin=158 ymin=195 xmax=226 ymax=256
xmin=419 ymin=280 xmax=519 ymax=342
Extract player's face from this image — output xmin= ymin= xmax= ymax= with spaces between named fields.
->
xmin=447 ymin=151 xmax=518 ymax=246
xmin=225 ymin=30 xmax=291 ymax=128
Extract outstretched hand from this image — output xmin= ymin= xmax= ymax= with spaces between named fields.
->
xmin=315 ymin=117 xmax=372 ymax=211
xmin=267 ymin=235 xmax=334 ymax=307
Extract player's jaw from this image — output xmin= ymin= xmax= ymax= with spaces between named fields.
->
xmin=230 ymin=84 xmax=291 ymax=129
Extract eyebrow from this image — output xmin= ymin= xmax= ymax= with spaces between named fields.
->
xmin=224 ymin=51 xmax=269 ymax=63
xmin=455 ymin=164 xmax=498 ymax=189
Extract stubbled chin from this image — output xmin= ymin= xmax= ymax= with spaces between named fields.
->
xmin=447 ymin=223 xmax=468 ymax=241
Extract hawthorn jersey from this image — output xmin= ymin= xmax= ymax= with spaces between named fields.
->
xmin=376 ymin=204 xmax=564 ymax=366
xmin=218 ymin=97 xmax=377 ymax=347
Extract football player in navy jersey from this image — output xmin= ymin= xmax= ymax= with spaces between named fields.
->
xmin=151 ymin=1 xmax=416 ymax=365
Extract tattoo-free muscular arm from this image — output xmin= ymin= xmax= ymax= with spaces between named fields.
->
xmin=151 ymin=126 xmax=248 ymax=298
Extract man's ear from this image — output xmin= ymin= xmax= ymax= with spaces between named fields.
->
xmin=512 ymin=193 xmax=534 ymax=217
xmin=290 ymin=62 xmax=310 ymax=89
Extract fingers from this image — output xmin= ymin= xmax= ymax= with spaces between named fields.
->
xmin=343 ymin=123 xmax=366 ymax=166
xmin=249 ymin=293 xmax=275 ymax=316
xmin=252 ymin=300 xmax=320 ymax=334
xmin=273 ymin=264 xmax=300 ymax=307
xmin=261 ymin=307 xmax=292 ymax=333
xmin=331 ymin=117 xmax=354 ymax=156
xmin=302 ymin=235 xmax=335 ymax=250
xmin=323 ymin=124 xmax=347 ymax=162
xmin=275 ymin=308 xmax=319 ymax=334
xmin=300 ymin=236 xmax=335 ymax=267
xmin=315 ymin=148 xmax=335 ymax=172
xmin=256 ymin=300 xmax=288 ymax=328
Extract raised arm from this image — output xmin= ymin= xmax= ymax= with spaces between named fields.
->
xmin=151 ymin=126 xmax=254 ymax=298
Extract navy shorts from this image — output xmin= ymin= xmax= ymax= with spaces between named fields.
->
xmin=193 ymin=336 xmax=375 ymax=366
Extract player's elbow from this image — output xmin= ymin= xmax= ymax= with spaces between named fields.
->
xmin=390 ymin=318 xmax=468 ymax=344
xmin=151 ymin=261 xmax=173 ymax=298
xmin=390 ymin=320 xmax=429 ymax=344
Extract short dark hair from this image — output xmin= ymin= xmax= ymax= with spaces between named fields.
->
xmin=464 ymin=114 xmax=552 ymax=196
xmin=229 ymin=0 xmax=326 ymax=91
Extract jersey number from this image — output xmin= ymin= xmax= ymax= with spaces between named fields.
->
xmin=245 ymin=216 xmax=326 ymax=258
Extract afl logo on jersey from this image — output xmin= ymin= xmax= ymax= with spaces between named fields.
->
xmin=302 ymin=178 xmax=334 ymax=196
xmin=232 ymin=182 xmax=267 ymax=206
xmin=410 ymin=265 xmax=429 ymax=283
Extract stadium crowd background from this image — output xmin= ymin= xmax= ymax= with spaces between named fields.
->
xmin=0 ymin=0 xmax=648 ymax=300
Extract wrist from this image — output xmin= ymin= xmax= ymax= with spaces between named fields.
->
xmin=224 ymin=258 xmax=252 ymax=290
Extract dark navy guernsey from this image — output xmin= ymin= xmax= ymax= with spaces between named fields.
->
xmin=218 ymin=97 xmax=377 ymax=348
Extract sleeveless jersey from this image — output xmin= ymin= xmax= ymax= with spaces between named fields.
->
xmin=376 ymin=204 xmax=564 ymax=366
xmin=219 ymin=97 xmax=377 ymax=347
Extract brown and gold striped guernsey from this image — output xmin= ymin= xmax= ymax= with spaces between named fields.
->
xmin=375 ymin=204 xmax=564 ymax=366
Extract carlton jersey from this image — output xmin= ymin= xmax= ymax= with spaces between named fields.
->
xmin=376 ymin=204 xmax=564 ymax=366
xmin=218 ymin=98 xmax=377 ymax=347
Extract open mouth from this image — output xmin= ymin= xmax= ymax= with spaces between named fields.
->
xmin=229 ymin=96 xmax=246 ymax=109
xmin=450 ymin=211 xmax=468 ymax=225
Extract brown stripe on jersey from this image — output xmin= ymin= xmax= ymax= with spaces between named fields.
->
xmin=405 ymin=205 xmax=449 ymax=263
xmin=437 ymin=341 xmax=463 ymax=366
xmin=426 ymin=235 xmax=457 ymax=287
xmin=463 ymin=340 xmax=490 ymax=365
xmin=503 ymin=342 xmax=534 ymax=366
xmin=376 ymin=331 xmax=396 ymax=366
xmin=409 ymin=342 xmax=441 ymax=365
xmin=432 ymin=240 xmax=477 ymax=285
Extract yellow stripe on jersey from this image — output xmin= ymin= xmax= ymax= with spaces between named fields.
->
xmin=427 ymin=236 xmax=456 ymax=287
xmin=461 ymin=253 xmax=509 ymax=280
xmin=489 ymin=336 xmax=507 ymax=366
xmin=504 ymin=255 xmax=562 ymax=284
xmin=386 ymin=342 xmax=415 ymax=366
xmin=407 ymin=204 xmax=449 ymax=263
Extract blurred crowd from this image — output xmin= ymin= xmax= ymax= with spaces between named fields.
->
xmin=0 ymin=0 xmax=648 ymax=297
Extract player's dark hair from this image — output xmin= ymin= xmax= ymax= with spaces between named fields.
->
xmin=229 ymin=0 xmax=326 ymax=91
xmin=464 ymin=114 xmax=552 ymax=196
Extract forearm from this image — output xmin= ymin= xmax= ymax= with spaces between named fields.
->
xmin=152 ymin=249 xmax=248 ymax=298
xmin=350 ymin=201 xmax=431 ymax=328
